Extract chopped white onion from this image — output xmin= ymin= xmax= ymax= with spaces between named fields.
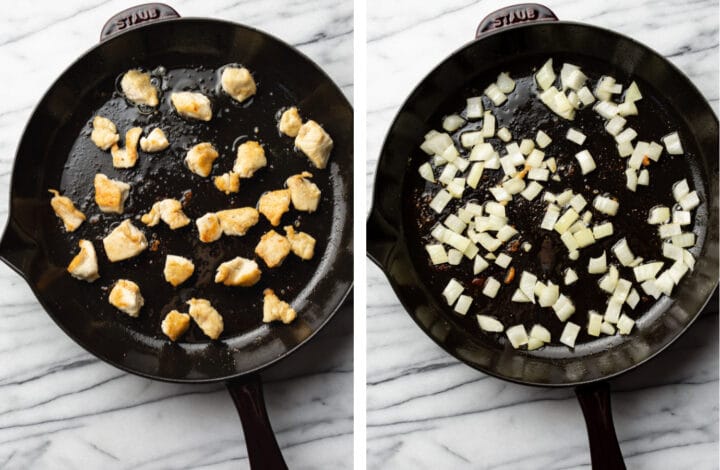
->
xmin=442 ymin=278 xmax=464 ymax=305
xmin=481 ymin=110 xmax=496 ymax=137
xmin=617 ymin=313 xmax=635 ymax=335
xmin=496 ymin=225 xmax=518 ymax=242
xmin=647 ymin=206 xmax=670 ymax=225
xmin=566 ymin=128 xmax=587 ymax=145
xmin=482 ymin=277 xmax=501 ymax=299
xmin=429 ymin=189 xmax=452 ymax=213
xmin=625 ymin=82 xmax=642 ymax=102
xmin=662 ymin=131 xmax=683 ymax=155
xmin=466 ymin=163 xmax=485 ymax=189
xmin=599 ymin=265 xmax=619 ymax=293
xmin=464 ymin=243 xmax=479 ymax=260
xmin=535 ymin=59 xmax=556 ymax=90
xmin=528 ymin=168 xmax=549 ymax=182
xmin=426 ymin=244 xmax=448 ymax=264
xmin=600 ymin=321 xmax=616 ymax=335
xmin=626 ymin=169 xmax=638 ymax=192
xmin=577 ymin=86 xmax=595 ymax=106
xmin=447 ymin=178 xmax=466 ymax=198
xmin=668 ymin=259 xmax=689 ymax=284
xmin=641 ymin=279 xmax=661 ymax=299
xmin=655 ymin=271 xmax=675 ymax=296
xmin=540 ymin=204 xmax=561 ymax=230
xmin=592 ymin=222 xmax=614 ymax=239
xmin=673 ymin=179 xmax=690 ymax=202
xmin=485 ymin=154 xmax=501 ymax=170
xmin=553 ymin=294 xmax=576 ymax=321
xmin=421 ymin=131 xmax=453 ymax=155
xmin=512 ymin=289 xmax=531 ymax=303
xmin=565 ymin=268 xmax=579 ymax=285
xmin=618 ymin=100 xmax=638 ymax=116
xmin=582 ymin=211 xmax=593 ymax=225
xmin=454 ymin=295 xmax=473 ymax=315
xmin=495 ymin=253 xmax=512 ymax=268
xmin=540 ymin=87 xmax=575 ymax=120
xmin=575 ymin=150 xmax=596 ymax=175
xmin=593 ymin=195 xmax=619 ymax=216
xmin=556 ymin=189 xmax=573 ymax=207
xmin=605 ymin=116 xmax=627 ymax=136
xmin=443 ymin=114 xmax=466 ymax=132
xmin=525 ymin=149 xmax=545 ymax=168
xmin=647 ymin=141 xmax=663 ymax=161
xmin=612 ymin=238 xmax=635 ymax=266
xmin=477 ymin=315 xmax=504 ymax=332
xmin=626 ymin=288 xmax=640 ymax=309
xmin=496 ymin=72 xmax=516 ymax=93
xmin=465 ymin=97 xmax=484 ymax=119
xmin=617 ymin=141 xmax=633 ymax=157
xmin=561 ymin=63 xmax=587 ymax=91
xmin=574 ymin=228 xmax=595 ymax=248
xmin=672 ymin=210 xmax=691 ymax=226
xmin=628 ymin=141 xmax=649 ymax=170
xmin=445 ymin=232 xmax=472 ymax=252
xmin=679 ymin=191 xmax=700 ymax=211
xmin=460 ymin=131 xmax=484 ymax=148
xmin=454 ymin=157 xmax=470 ymax=172
xmin=529 ymin=324 xmax=551 ymax=343
xmin=502 ymin=178 xmax=526 ymax=195
xmin=444 ymin=214 xmax=467 ymax=233
xmin=518 ymin=139 xmax=534 ymax=156
xmin=506 ymin=324 xmax=529 ymax=349
xmin=519 ymin=271 xmax=537 ymax=303
xmin=671 ymin=232 xmax=695 ymax=248
xmin=568 ymin=194 xmax=587 ymax=212
xmin=587 ymin=311 xmax=603 ymax=337
xmin=663 ymin=242 xmax=684 ymax=262
xmin=555 ymin=208 xmax=580 ymax=234
xmin=447 ymin=249 xmax=463 ymax=265
xmin=638 ymin=169 xmax=649 ymax=186
xmin=418 ymin=162 xmax=435 ymax=182
xmin=527 ymin=337 xmax=544 ymax=351
xmin=659 ymin=223 xmax=681 ymax=239
xmin=604 ymin=297 xmax=623 ymax=324
xmin=594 ymin=100 xmax=618 ymax=119
xmin=484 ymin=83 xmax=507 ymax=106
xmin=588 ymin=251 xmax=607 ymax=274
xmin=473 ymin=255 xmax=489 ymax=274
xmin=438 ymin=163 xmax=458 ymax=185
xmin=497 ymin=127 xmax=512 ymax=142
xmin=633 ymin=261 xmax=664 ymax=282
xmin=538 ymin=282 xmax=559 ymax=307
xmin=560 ymin=322 xmax=581 ymax=347
xmin=615 ymin=127 xmax=637 ymax=144
xmin=535 ymin=130 xmax=552 ymax=148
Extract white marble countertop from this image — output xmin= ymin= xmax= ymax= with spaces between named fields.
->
xmin=0 ymin=1 xmax=352 ymax=469
xmin=367 ymin=0 xmax=718 ymax=468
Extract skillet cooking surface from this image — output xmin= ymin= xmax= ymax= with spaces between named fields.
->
xmin=5 ymin=19 xmax=353 ymax=382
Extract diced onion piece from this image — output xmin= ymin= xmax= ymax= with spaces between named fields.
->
xmin=566 ymin=128 xmax=586 ymax=145
xmin=605 ymin=116 xmax=626 ymax=136
xmin=556 ymin=189 xmax=573 ymax=207
xmin=662 ymin=131 xmax=683 ymax=155
xmin=481 ymin=111 xmax=496 ymax=137
xmin=538 ymin=282 xmax=559 ymax=307
xmin=577 ymin=86 xmax=595 ymax=106
xmin=594 ymin=195 xmax=619 ymax=216
xmin=668 ymin=259 xmax=689 ymax=284
xmin=519 ymin=139 xmax=535 ymax=156
xmin=500 ymin=156 xmax=518 ymax=177
xmin=554 ymin=208 xmax=580 ymax=234
xmin=497 ymin=127 xmax=512 ymax=142
xmin=469 ymin=143 xmax=495 ymax=162
xmin=447 ymin=249 xmax=463 ymax=265
xmin=633 ymin=261 xmax=663 ymax=282
xmin=560 ymin=322 xmax=581 ymax=348
xmin=569 ymin=194 xmax=587 ymax=212
xmin=646 ymin=141 xmax=663 ymax=161
xmin=473 ymin=255 xmax=489 ymax=275
xmin=599 ymin=265 xmax=619 ymax=293
xmin=540 ymin=87 xmax=575 ymax=120
xmin=429 ymin=189 xmax=452 ymax=213
xmin=540 ymin=204 xmax=561 ymax=230
xmin=679 ymin=191 xmax=700 ymax=211
xmin=582 ymin=211 xmax=593 ymax=224
xmin=484 ymin=201 xmax=505 ymax=218
xmin=502 ymin=178 xmax=525 ymax=195
xmin=638 ymin=169 xmax=649 ymax=186
xmin=587 ymin=311 xmax=603 ymax=337
xmin=568 ymin=250 xmax=579 ymax=260
xmin=641 ymin=279 xmax=661 ymax=299
xmin=536 ymin=130 xmax=552 ymax=148
xmin=506 ymin=324 xmax=529 ymax=349
xmin=482 ymin=277 xmax=501 ymax=298
xmin=618 ymin=100 xmax=638 ymax=116
xmin=529 ymin=324 xmax=551 ymax=343
xmin=626 ymin=169 xmax=637 ymax=192
xmin=553 ymin=294 xmax=576 ymax=321
xmin=673 ymin=210 xmax=691 ymax=226
xmin=626 ymin=288 xmax=640 ymax=309
xmin=528 ymin=168 xmax=549 ymax=181
xmin=477 ymin=315 xmax=504 ymax=332
xmin=444 ymin=214 xmax=467 ymax=233
xmin=625 ymin=81 xmax=642 ymax=102
xmin=495 ymin=253 xmax=512 ymax=268
xmin=512 ymin=289 xmax=531 ymax=303
xmin=647 ymin=206 xmax=670 ymax=225
xmin=466 ymin=163 xmax=485 ymax=189
xmin=496 ymin=72 xmax=516 ymax=93
xmin=535 ymin=59 xmax=556 ymax=90
xmin=594 ymin=100 xmax=618 ymax=119
xmin=454 ymin=295 xmax=473 ymax=315
xmin=662 ymin=242 xmax=684 ymax=262
xmin=465 ymin=97 xmax=483 ymax=119
xmin=438 ymin=163 xmax=458 ymax=185
xmin=519 ymin=271 xmax=537 ymax=303
xmin=658 ymin=223 xmax=681 ymax=239
xmin=527 ymin=338 xmax=544 ymax=351
xmin=420 ymin=131 xmax=453 ymax=155
xmin=484 ymin=83 xmax=507 ymax=106
xmin=628 ymin=141 xmax=649 ymax=170
xmin=496 ymin=225 xmax=518 ymax=243
xmin=575 ymin=150 xmax=596 ymax=175
xmin=431 ymin=225 xmax=448 ymax=243
xmin=426 ymin=244 xmax=448 ymax=264
xmin=671 ymin=232 xmax=695 ymax=248
xmin=588 ymin=251 xmax=607 ymax=274
xmin=604 ymin=297 xmax=623 ymax=324
xmin=563 ymin=268 xmax=578 ymax=286
xmin=568 ymin=220 xmax=586 ymax=234
xmin=485 ymin=155 xmax=501 ymax=170
xmin=418 ymin=162 xmax=435 ymax=182
xmin=447 ymin=178 xmax=465 ymax=198
xmin=464 ymin=243 xmax=479 ymax=260
xmin=442 ymin=278 xmax=464 ymax=305
xmin=617 ymin=313 xmax=635 ymax=335
xmin=454 ymin=157 xmax=470 ymax=172
xmin=460 ymin=131 xmax=483 ymax=148
xmin=615 ymin=127 xmax=637 ymax=144
xmin=520 ymin=181 xmax=544 ymax=203
xmin=574 ymin=228 xmax=595 ymax=248
xmin=561 ymin=63 xmax=587 ymax=91
xmin=617 ymin=141 xmax=633 ymax=157
xmin=600 ymin=321 xmax=616 ymax=335
xmin=673 ymin=179 xmax=690 ymax=202
xmin=445 ymin=231 xmax=472 ymax=252
xmin=655 ymin=271 xmax=675 ymax=296
xmin=612 ymin=238 xmax=634 ymax=266
xmin=442 ymin=114 xmax=466 ymax=132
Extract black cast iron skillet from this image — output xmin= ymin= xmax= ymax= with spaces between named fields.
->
xmin=367 ymin=4 xmax=718 ymax=469
xmin=0 ymin=4 xmax=353 ymax=468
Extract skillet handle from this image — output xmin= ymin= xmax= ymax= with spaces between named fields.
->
xmin=575 ymin=382 xmax=627 ymax=470
xmin=476 ymin=3 xmax=558 ymax=38
xmin=100 ymin=3 xmax=180 ymax=41
xmin=366 ymin=208 xmax=397 ymax=269
xmin=226 ymin=374 xmax=289 ymax=470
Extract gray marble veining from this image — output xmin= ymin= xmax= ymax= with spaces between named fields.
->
xmin=366 ymin=0 xmax=718 ymax=468
xmin=0 ymin=1 xmax=352 ymax=469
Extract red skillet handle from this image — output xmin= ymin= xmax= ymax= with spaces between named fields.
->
xmin=476 ymin=3 xmax=558 ymax=38
xmin=226 ymin=375 xmax=289 ymax=470
xmin=575 ymin=382 xmax=627 ymax=470
xmin=100 ymin=3 xmax=180 ymax=41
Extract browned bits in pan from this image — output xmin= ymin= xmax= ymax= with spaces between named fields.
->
xmin=504 ymin=267 xmax=516 ymax=284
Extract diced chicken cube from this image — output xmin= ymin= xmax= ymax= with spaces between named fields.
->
xmin=255 ymin=230 xmax=291 ymax=268
xmin=295 ymin=120 xmax=333 ymax=169
xmin=48 ymin=189 xmax=85 ymax=232
xmin=163 ymin=255 xmax=195 ymax=287
xmin=286 ymin=172 xmax=321 ymax=212
xmin=214 ymin=256 xmax=262 ymax=287
xmin=109 ymin=279 xmax=144 ymax=317
xmin=141 ymin=199 xmax=191 ymax=229
xmin=67 ymin=240 xmax=99 ymax=282
xmin=91 ymin=116 xmax=119 ymax=150
xmin=214 ymin=172 xmax=240 ymax=194
xmin=284 ymin=226 xmax=316 ymax=260
xmin=94 ymin=173 xmax=130 ymax=214
xmin=221 ymin=66 xmax=257 ymax=103
xmin=171 ymin=91 xmax=212 ymax=121
xmin=233 ymin=141 xmax=267 ymax=178
xmin=278 ymin=107 xmax=302 ymax=137
xmin=140 ymin=128 xmax=170 ymax=152
xmin=258 ymin=189 xmax=291 ymax=226
xmin=111 ymin=127 xmax=142 ymax=168
xmin=196 ymin=212 xmax=222 ymax=243
xmin=120 ymin=69 xmax=158 ymax=107
xmin=161 ymin=310 xmax=190 ymax=341
xmin=216 ymin=207 xmax=259 ymax=236
xmin=262 ymin=289 xmax=297 ymax=324
xmin=185 ymin=142 xmax=219 ymax=177
xmin=187 ymin=298 xmax=224 ymax=340
xmin=102 ymin=219 xmax=148 ymax=262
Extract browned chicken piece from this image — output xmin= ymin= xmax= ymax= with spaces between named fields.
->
xmin=48 ymin=189 xmax=85 ymax=232
xmin=262 ymin=288 xmax=297 ymax=324
xmin=214 ymin=256 xmax=262 ymax=287
xmin=111 ymin=127 xmax=143 ymax=168
xmin=284 ymin=226 xmax=316 ymax=260
xmin=258 ymin=190 xmax=291 ymax=226
xmin=216 ymin=207 xmax=259 ymax=236
xmin=94 ymin=173 xmax=130 ymax=214
xmin=171 ymin=91 xmax=212 ymax=121
xmin=120 ymin=69 xmax=158 ymax=107
xmin=214 ymin=172 xmax=240 ymax=194
xmin=278 ymin=107 xmax=302 ymax=137
xmin=109 ymin=279 xmax=144 ymax=317
xmin=221 ymin=66 xmax=257 ymax=103
xmin=233 ymin=141 xmax=267 ymax=178
xmin=196 ymin=212 xmax=222 ymax=243
xmin=91 ymin=116 xmax=120 ymax=150
xmin=185 ymin=142 xmax=219 ymax=177
xmin=67 ymin=240 xmax=99 ymax=282
xmin=102 ymin=219 xmax=148 ymax=262
xmin=286 ymin=172 xmax=321 ymax=212
xmin=187 ymin=298 xmax=224 ymax=340
xmin=161 ymin=310 xmax=191 ymax=341
xmin=163 ymin=255 xmax=195 ymax=287
xmin=140 ymin=128 xmax=170 ymax=152
xmin=295 ymin=120 xmax=333 ymax=169
xmin=141 ymin=199 xmax=191 ymax=229
xmin=255 ymin=230 xmax=291 ymax=268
